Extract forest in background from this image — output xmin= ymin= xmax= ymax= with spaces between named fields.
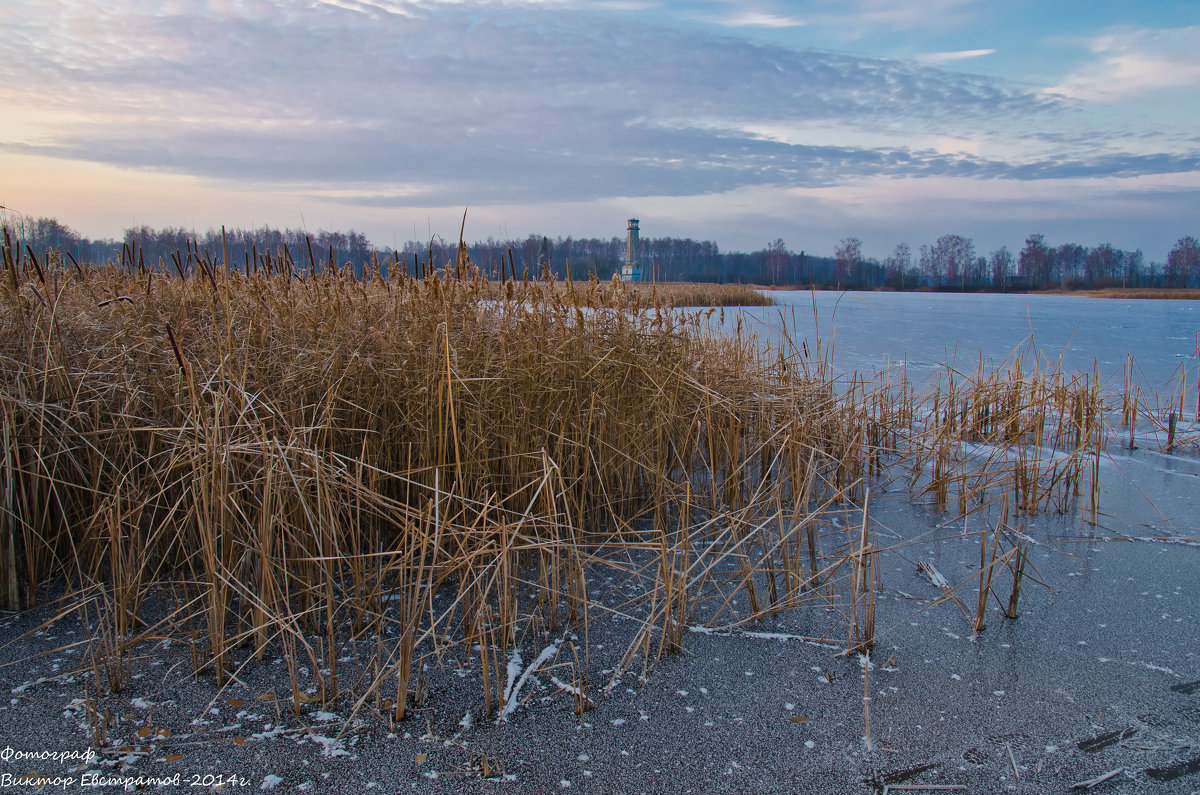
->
xmin=5 ymin=213 xmax=1200 ymax=292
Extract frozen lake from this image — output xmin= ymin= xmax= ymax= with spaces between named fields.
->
xmin=727 ymin=290 xmax=1198 ymax=396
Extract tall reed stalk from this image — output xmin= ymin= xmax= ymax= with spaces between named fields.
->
xmin=0 ymin=234 xmax=1117 ymax=723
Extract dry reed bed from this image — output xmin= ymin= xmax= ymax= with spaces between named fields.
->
xmin=480 ymin=276 xmax=774 ymax=308
xmin=619 ymin=280 xmax=774 ymax=307
xmin=0 ymin=238 xmax=1115 ymax=734
xmin=1042 ymin=287 xmax=1200 ymax=300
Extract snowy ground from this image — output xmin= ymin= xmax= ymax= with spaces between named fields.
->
xmin=1 ymin=441 xmax=1198 ymax=794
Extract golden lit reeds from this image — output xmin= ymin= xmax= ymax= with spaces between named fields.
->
xmin=0 ymin=234 xmax=1126 ymax=730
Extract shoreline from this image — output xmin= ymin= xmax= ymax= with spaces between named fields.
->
xmin=752 ymin=285 xmax=1200 ymax=300
xmin=3 ymin=477 xmax=1198 ymax=793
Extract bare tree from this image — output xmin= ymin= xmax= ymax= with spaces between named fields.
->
xmin=1085 ymin=243 xmax=1121 ymax=286
xmin=1018 ymin=234 xmax=1049 ymax=287
xmin=1053 ymin=243 xmax=1087 ymax=288
xmin=989 ymin=246 xmax=1013 ymax=291
xmin=766 ymin=238 xmax=790 ymax=285
xmin=1167 ymin=236 xmax=1200 ymax=288
xmin=1122 ymin=249 xmax=1144 ymax=288
xmin=928 ymin=234 xmax=975 ymax=289
xmin=884 ymin=242 xmax=911 ymax=289
xmin=834 ymin=237 xmax=862 ymax=288
xmin=918 ymin=243 xmax=936 ymax=286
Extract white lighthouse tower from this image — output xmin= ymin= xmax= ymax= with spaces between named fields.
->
xmin=620 ymin=219 xmax=642 ymax=281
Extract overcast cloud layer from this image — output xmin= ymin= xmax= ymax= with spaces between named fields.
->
xmin=2 ymin=0 xmax=1199 ymax=257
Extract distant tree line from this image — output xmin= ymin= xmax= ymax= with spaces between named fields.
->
xmin=838 ymin=233 xmax=1196 ymax=291
xmin=4 ymin=213 xmax=1198 ymax=292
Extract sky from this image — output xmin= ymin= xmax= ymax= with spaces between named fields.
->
xmin=2 ymin=0 xmax=1199 ymax=261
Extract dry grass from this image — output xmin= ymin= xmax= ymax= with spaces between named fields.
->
xmin=0 ymin=233 xmax=1115 ymax=732
xmin=1040 ymin=287 xmax=1200 ymax=300
xmin=509 ymin=279 xmax=773 ymax=308
xmin=625 ymin=281 xmax=774 ymax=307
